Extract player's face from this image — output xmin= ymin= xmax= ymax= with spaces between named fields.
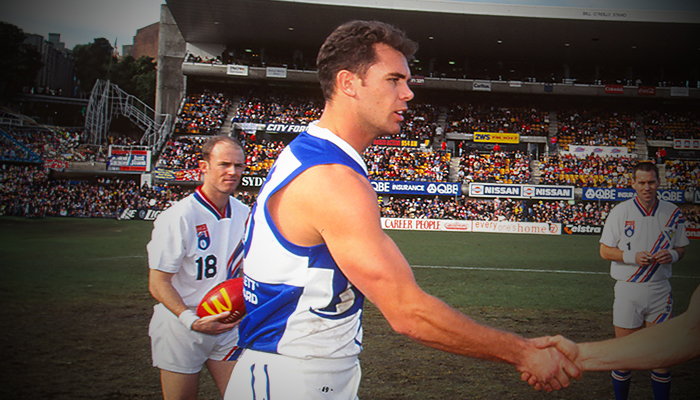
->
xmin=631 ymin=169 xmax=659 ymax=206
xmin=355 ymin=43 xmax=414 ymax=137
xmin=200 ymin=142 xmax=245 ymax=196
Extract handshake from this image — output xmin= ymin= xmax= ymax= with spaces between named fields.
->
xmin=518 ymin=335 xmax=582 ymax=392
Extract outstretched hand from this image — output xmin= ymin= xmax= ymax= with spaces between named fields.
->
xmin=192 ymin=311 xmax=240 ymax=335
xmin=520 ymin=335 xmax=582 ymax=391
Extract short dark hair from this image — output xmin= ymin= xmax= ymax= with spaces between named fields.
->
xmin=200 ymin=135 xmax=244 ymax=161
xmin=316 ymin=20 xmax=418 ymax=101
xmin=632 ymin=161 xmax=659 ymax=181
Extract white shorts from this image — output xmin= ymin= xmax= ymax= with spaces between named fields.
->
xmin=225 ymin=350 xmax=361 ymax=400
xmin=149 ymin=303 xmax=241 ymax=374
xmin=613 ymin=280 xmax=674 ymax=329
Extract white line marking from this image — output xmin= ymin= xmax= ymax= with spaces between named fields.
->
xmin=412 ymin=265 xmax=700 ymax=279
xmin=91 ymin=255 xmax=146 ymax=261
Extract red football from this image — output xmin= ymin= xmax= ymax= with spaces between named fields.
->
xmin=196 ymin=278 xmax=246 ymax=324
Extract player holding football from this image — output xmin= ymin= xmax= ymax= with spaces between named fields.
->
xmin=226 ymin=20 xmax=580 ymax=400
xmin=598 ymin=161 xmax=689 ymax=400
xmin=148 ymin=135 xmax=249 ymax=400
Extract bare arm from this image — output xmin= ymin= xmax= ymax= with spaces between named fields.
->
xmin=149 ymin=269 xmax=237 ymax=335
xmin=579 ymin=284 xmax=700 ymax=370
xmin=535 ymin=285 xmax=700 ymax=371
xmin=271 ymin=164 xmax=580 ymax=390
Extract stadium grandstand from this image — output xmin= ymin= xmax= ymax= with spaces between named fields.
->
xmin=1 ymin=0 xmax=699 ymax=238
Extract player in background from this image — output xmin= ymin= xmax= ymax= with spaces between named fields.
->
xmin=598 ymin=161 xmax=689 ymax=400
xmin=530 ymin=283 xmax=700 ymax=374
xmin=226 ymin=20 xmax=580 ymax=400
xmin=148 ymin=136 xmax=249 ymax=400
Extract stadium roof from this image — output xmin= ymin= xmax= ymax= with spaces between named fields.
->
xmin=165 ymin=0 xmax=700 ymax=82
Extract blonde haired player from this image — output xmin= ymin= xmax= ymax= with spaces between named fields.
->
xmin=148 ymin=136 xmax=249 ymax=400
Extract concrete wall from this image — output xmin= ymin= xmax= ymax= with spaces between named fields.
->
xmin=156 ymin=4 xmax=187 ymax=123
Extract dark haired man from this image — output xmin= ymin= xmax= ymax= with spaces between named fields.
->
xmin=599 ymin=161 xmax=689 ymax=400
xmin=227 ymin=20 xmax=579 ymax=400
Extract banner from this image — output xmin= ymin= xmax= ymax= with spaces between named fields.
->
xmin=673 ymin=138 xmax=700 ymax=150
xmin=107 ymin=147 xmax=151 ymax=172
xmin=227 ymin=64 xmax=249 ymax=76
xmin=564 ymin=145 xmax=629 ymax=157
xmin=670 ymin=87 xmax=689 ymax=97
xmin=563 ymin=224 xmax=603 ymax=235
xmin=45 ymin=159 xmax=68 ymax=171
xmin=469 ymin=183 xmax=574 ymax=200
xmin=266 ymin=67 xmax=287 ymax=78
xmin=473 ymin=132 xmax=520 ymax=144
xmin=408 ymin=76 xmax=425 ymax=85
xmin=240 ymin=175 xmax=266 ymax=188
xmin=472 ymin=220 xmax=561 ymax=235
xmin=371 ymin=180 xmax=461 ymax=196
xmin=473 ymin=81 xmax=492 ymax=92
xmin=154 ymin=168 xmax=201 ymax=181
xmin=381 ymin=218 xmax=472 ymax=232
xmin=637 ymin=86 xmax=656 ymax=96
xmin=582 ymin=187 xmax=685 ymax=203
xmin=687 ymin=228 xmax=700 ymax=240
xmin=117 ymin=208 xmax=163 ymax=221
xmin=605 ymin=84 xmax=624 ymax=94
xmin=372 ymin=138 xmax=421 ymax=147
xmin=264 ymin=123 xmax=308 ymax=134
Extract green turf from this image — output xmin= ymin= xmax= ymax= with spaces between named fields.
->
xmin=1 ymin=216 xmax=698 ymax=311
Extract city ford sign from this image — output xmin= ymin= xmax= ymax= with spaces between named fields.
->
xmin=371 ymin=180 xmax=460 ymax=196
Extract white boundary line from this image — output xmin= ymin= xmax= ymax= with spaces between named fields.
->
xmin=412 ymin=265 xmax=700 ymax=279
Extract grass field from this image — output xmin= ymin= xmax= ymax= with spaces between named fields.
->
xmin=0 ymin=216 xmax=698 ymax=399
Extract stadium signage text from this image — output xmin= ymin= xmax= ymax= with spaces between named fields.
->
xmin=469 ymin=183 xmax=574 ymax=200
xmin=473 ymin=132 xmax=520 ymax=144
xmin=473 ymin=81 xmax=492 ymax=92
xmin=227 ymin=64 xmax=249 ymax=76
xmin=264 ymin=123 xmax=308 ymax=134
xmin=372 ymin=138 xmax=420 ymax=147
xmin=638 ymin=86 xmax=656 ymax=96
xmin=409 ymin=76 xmax=425 ymax=85
xmin=240 ymin=176 xmax=266 ymax=188
xmin=371 ymin=180 xmax=460 ymax=196
xmin=472 ymin=221 xmax=561 ymax=235
xmin=107 ymin=147 xmax=151 ymax=172
xmin=381 ymin=218 xmax=472 ymax=232
xmin=686 ymin=228 xmax=700 ymax=240
xmin=582 ymin=187 xmax=685 ymax=203
xmin=605 ymin=84 xmax=624 ymax=94
xmin=118 ymin=208 xmax=162 ymax=221
xmin=564 ymin=224 xmax=603 ymax=235
xmin=564 ymin=145 xmax=629 ymax=157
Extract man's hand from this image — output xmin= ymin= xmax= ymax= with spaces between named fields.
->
xmin=521 ymin=335 xmax=583 ymax=391
xmin=636 ymin=251 xmax=655 ymax=267
xmin=192 ymin=311 xmax=239 ymax=335
xmin=518 ymin=336 xmax=582 ymax=391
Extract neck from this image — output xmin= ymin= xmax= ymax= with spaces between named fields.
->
xmin=316 ymin=103 xmax=374 ymax=154
xmin=637 ymin=196 xmax=656 ymax=213
xmin=199 ymin=186 xmax=228 ymax=213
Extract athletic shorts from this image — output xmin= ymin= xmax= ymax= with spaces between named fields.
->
xmin=224 ymin=349 xmax=361 ymax=400
xmin=149 ymin=303 xmax=241 ymax=374
xmin=613 ymin=280 xmax=673 ymax=329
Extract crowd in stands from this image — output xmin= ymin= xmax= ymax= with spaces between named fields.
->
xmin=458 ymin=150 xmax=530 ymax=184
xmin=665 ymin=160 xmax=700 ymax=191
xmin=445 ymin=104 xmax=549 ymax=136
xmin=245 ymin=140 xmax=285 ymax=176
xmin=537 ymin=153 xmax=636 ymax=187
xmin=156 ymin=136 xmax=206 ymax=170
xmin=175 ymin=91 xmax=232 ymax=135
xmin=555 ymin=109 xmax=636 ymax=150
xmin=528 ymin=200 xmax=613 ymax=226
xmin=232 ymin=93 xmax=324 ymax=125
xmin=642 ymin=109 xmax=700 ymax=141
xmin=0 ymin=165 xmax=257 ymax=219
xmin=364 ymin=146 xmax=451 ymax=182
xmin=396 ymin=102 xmax=439 ymax=142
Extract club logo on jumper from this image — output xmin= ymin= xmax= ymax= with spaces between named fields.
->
xmin=624 ymin=221 xmax=635 ymax=237
xmin=196 ymin=224 xmax=211 ymax=250
xmin=664 ymin=229 xmax=675 ymax=243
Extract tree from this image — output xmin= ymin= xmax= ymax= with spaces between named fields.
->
xmin=0 ymin=22 xmax=43 ymax=103
xmin=72 ymin=38 xmax=114 ymax=95
xmin=108 ymin=54 xmax=157 ymax=107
